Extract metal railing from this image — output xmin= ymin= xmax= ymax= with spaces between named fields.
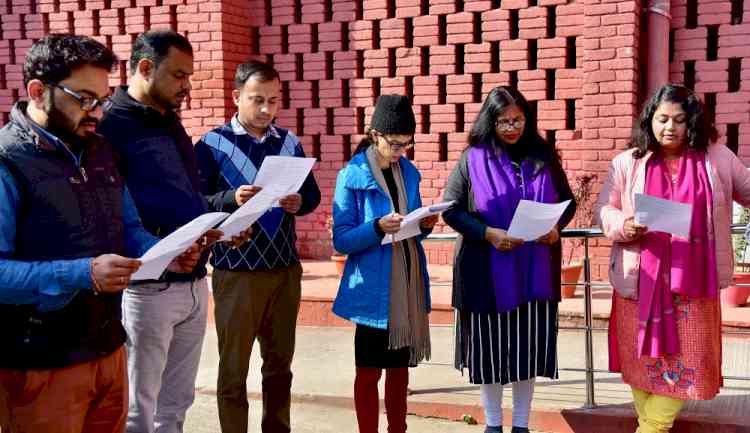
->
xmin=424 ymin=224 xmax=750 ymax=409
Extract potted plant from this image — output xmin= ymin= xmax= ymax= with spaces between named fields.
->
xmin=722 ymin=205 xmax=750 ymax=307
xmin=561 ymin=173 xmax=598 ymax=298
xmin=326 ymin=214 xmax=347 ymax=276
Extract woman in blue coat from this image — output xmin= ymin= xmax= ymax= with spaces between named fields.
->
xmin=332 ymin=95 xmax=437 ymax=433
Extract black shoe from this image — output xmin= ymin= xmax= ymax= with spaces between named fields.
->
xmin=484 ymin=426 xmax=502 ymax=433
xmin=510 ymin=427 xmax=530 ymax=433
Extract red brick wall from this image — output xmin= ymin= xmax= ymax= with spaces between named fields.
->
xmin=0 ymin=0 xmax=241 ymax=139
xmin=242 ymin=0 xmax=593 ymax=264
xmin=669 ymin=0 xmax=750 ymax=163
xmin=2 ymin=0 xmax=748 ymax=281
xmin=579 ymin=0 xmax=641 ymax=279
xmin=0 ymin=1 xmax=43 ymax=125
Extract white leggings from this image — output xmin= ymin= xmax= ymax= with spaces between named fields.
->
xmin=480 ymin=378 xmax=535 ymax=428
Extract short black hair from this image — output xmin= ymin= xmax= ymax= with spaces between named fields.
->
xmin=129 ymin=30 xmax=193 ymax=74
xmin=234 ymin=60 xmax=280 ymax=89
xmin=23 ymin=34 xmax=117 ymax=87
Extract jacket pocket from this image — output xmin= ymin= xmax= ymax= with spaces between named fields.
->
xmin=349 ymin=255 xmax=382 ymax=317
xmin=609 ymin=243 xmax=639 ymax=299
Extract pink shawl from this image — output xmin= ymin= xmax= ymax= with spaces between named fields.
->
xmin=637 ymin=150 xmax=719 ymax=358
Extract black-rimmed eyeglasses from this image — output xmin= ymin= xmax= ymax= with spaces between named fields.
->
xmin=51 ymin=83 xmax=110 ymax=111
xmin=378 ymin=133 xmax=415 ymax=152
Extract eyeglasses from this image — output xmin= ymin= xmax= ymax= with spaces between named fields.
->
xmin=495 ymin=118 xmax=526 ymax=131
xmin=51 ymin=83 xmax=110 ymax=111
xmin=378 ymin=134 xmax=415 ymax=151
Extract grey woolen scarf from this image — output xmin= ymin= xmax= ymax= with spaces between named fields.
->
xmin=366 ymin=145 xmax=431 ymax=364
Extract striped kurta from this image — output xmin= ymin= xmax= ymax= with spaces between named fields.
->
xmin=455 ymin=300 xmax=558 ymax=385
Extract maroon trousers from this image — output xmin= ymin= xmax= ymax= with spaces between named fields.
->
xmin=354 ymin=367 xmax=409 ymax=433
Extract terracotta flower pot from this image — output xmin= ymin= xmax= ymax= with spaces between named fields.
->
xmin=561 ymin=262 xmax=583 ymax=298
xmin=332 ymin=254 xmax=347 ymax=276
xmin=721 ymin=273 xmax=750 ymax=307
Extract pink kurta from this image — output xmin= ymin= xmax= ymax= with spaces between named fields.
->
xmin=610 ymin=293 xmax=722 ymax=400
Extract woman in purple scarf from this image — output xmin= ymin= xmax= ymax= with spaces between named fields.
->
xmin=596 ymin=85 xmax=750 ymax=433
xmin=442 ymin=86 xmax=576 ymax=433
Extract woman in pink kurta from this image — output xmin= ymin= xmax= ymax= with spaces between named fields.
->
xmin=595 ymin=84 xmax=750 ymax=433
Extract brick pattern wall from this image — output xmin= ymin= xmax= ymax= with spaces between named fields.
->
xmin=579 ymin=0 xmax=641 ymax=279
xmin=669 ymin=0 xmax=750 ymax=163
xmin=0 ymin=1 xmax=43 ymax=125
xmin=0 ymin=0 xmax=241 ymax=143
xmin=243 ymin=0 xmax=591 ymax=264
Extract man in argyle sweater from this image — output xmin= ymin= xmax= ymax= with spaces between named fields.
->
xmin=194 ymin=60 xmax=320 ymax=433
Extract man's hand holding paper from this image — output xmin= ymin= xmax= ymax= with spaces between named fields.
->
xmin=279 ymin=193 xmax=303 ymax=214
xmin=219 ymin=156 xmax=316 ymax=240
xmin=420 ymin=214 xmax=439 ymax=229
xmin=131 ymin=212 xmax=230 ymax=281
xmin=218 ymin=186 xmax=280 ymax=241
xmin=235 ymin=185 xmax=262 ymax=206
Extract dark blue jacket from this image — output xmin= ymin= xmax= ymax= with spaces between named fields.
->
xmin=98 ymin=86 xmax=210 ymax=281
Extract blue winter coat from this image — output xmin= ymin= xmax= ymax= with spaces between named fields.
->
xmin=331 ymin=151 xmax=432 ymax=329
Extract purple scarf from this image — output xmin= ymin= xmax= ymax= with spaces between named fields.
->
xmin=468 ymin=145 xmax=560 ymax=313
xmin=638 ymin=150 xmax=719 ymax=357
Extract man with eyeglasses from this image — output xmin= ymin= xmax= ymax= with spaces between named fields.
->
xmin=0 ymin=34 xmax=204 ymax=433
xmin=193 ymin=60 xmax=320 ymax=433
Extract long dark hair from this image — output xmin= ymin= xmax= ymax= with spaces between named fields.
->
xmin=630 ymin=83 xmax=717 ymax=159
xmin=468 ymin=86 xmax=560 ymax=166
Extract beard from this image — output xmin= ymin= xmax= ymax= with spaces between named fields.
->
xmin=151 ymin=86 xmax=187 ymax=112
xmin=45 ymin=95 xmax=99 ymax=151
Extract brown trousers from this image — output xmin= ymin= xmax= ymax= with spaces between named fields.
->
xmin=213 ymin=263 xmax=302 ymax=433
xmin=0 ymin=346 xmax=127 ymax=433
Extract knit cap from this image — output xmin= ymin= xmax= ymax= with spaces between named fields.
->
xmin=370 ymin=94 xmax=416 ymax=135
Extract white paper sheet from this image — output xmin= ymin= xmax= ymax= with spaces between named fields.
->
xmin=634 ymin=193 xmax=693 ymax=238
xmin=252 ymin=156 xmax=317 ymax=206
xmin=217 ymin=187 xmax=281 ymax=240
xmin=132 ymin=212 xmax=230 ymax=281
xmin=381 ymin=201 xmax=455 ymax=245
xmin=216 ymin=156 xmax=317 ymax=240
xmin=506 ymin=199 xmax=572 ymax=241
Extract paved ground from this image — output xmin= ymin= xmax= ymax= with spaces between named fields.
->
xmin=190 ymin=323 xmax=750 ymax=432
xmin=190 ymin=261 xmax=750 ymax=432
xmin=185 ymin=392 xmax=550 ymax=432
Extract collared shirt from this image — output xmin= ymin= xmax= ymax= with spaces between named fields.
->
xmin=0 ymin=121 xmax=158 ymax=312
xmin=230 ymin=114 xmax=282 ymax=142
